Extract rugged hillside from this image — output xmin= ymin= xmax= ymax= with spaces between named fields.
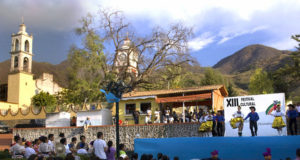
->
xmin=213 ymin=44 xmax=292 ymax=74
xmin=0 ymin=60 xmax=69 ymax=88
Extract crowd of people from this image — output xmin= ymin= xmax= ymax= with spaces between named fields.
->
xmin=9 ymin=132 xmax=133 ymax=160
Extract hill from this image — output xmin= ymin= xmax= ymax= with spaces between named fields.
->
xmin=0 ymin=60 xmax=69 ymax=88
xmin=213 ymin=44 xmax=292 ymax=74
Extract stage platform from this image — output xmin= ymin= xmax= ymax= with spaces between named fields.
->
xmin=134 ymin=136 xmax=300 ymax=160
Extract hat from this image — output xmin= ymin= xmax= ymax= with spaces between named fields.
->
xmin=25 ymin=141 xmax=31 ymax=146
xmin=249 ymin=106 xmax=256 ymax=111
xmin=263 ymin=148 xmax=271 ymax=157
xmin=288 ymin=104 xmax=295 ymax=108
xmin=211 ymin=150 xmax=218 ymax=156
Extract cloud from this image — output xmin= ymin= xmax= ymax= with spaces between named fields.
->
xmin=218 ymin=26 xmax=269 ymax=44
xmin=188 ymin=32 xmax=215 ymax=51
xmin=266 ymin=38 xmax=298 ymax=50
xmin=0 ymin=0 xmax=86 ymax=32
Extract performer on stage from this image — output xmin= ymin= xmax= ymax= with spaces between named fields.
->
xmin=216 ymin=111 xmax=225 ymax=136
xmin=244 ymin=106 xmax=259 ymax=136
xmin=271 ymin=105 xmax=285 ymax=136
xmin=205 ymin=111 xmax=214 ymax=137
xmin=231 ymin=106 xmax=244 ymax=136
xmin=198 ymin=112 xmax=208 ymax=136
xmin=287 ymin=104 xmax=298 ymax=135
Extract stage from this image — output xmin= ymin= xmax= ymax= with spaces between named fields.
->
xmin=134 ymin=136 xmax=300 ymax=160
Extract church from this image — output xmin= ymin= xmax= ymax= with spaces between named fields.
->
xmin=0 ymin=22 xmax=62 ymax=111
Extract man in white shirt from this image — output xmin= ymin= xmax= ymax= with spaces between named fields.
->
xmin=48 ymin=134 xmax=55 ymax=152
xmin=147 ymin=108 xmax=152 ymax=120
xmin=94 ymin=132 xmax=107 ymax=159
xmin=38 ymin=136 xmax=51 ymax=157
xmin=10 ymin=136 xmax=25 ymax=159
xmin=154 ymin=109 xmax=160 ymax=123
xmin=25 ymin=141 xmax=36 ymax=159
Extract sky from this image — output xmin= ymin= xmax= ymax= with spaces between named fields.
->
xmin=0 ymin=0 xmax=300 ymax=66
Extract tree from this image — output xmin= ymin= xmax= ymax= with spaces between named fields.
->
xmin=201 ymin=68 xmax=224 ymax=86
xmin=227 ymin=82 xmax=238 ymax=97
xmin=66 ymin=8 xmax=192 ymax=104
xmin=32 ymin=91 xmax=57 ymax=112
xmin=249 ymin=68 xmax=274 ymax=94
xmin=272 ymin=34 xmax=300 ymax=99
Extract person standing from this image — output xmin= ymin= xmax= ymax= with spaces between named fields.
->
xmin=216 ymin=111 xmax=225 ymax=136
xmin=231 ymin=106 xmax=244 ymax=137
xmin=205 ymin=111 xmax=214 ymax=137
xmin=165 ymin=107 xmax=171 ymax=121
xmin=48 ymin=134 xmax=55 ymax=153
xmin=105 ymin=141 xmax=116 ymax=160
xmin=212 ymin=112 xmax=217 ymax=137
xmin=244 ymin=106 xmax=259 ymax=136
xmin=84 ymin=117 xmax=92 ymax=132
xmin=271 ymin=105 xmax=286 ymax=136
xmin=38 ymin=136 xmax=52 ymax=157
xmin=145 ymin=114 xmax=151 ymax=124
xmin=24 ymin=141 xmax=36 ymax=159
xmin=198 ymin=112 xmax=207 ymax=136
xmin=147 ymin=107 xmax=152 ymax=120
xmin=10 ymin=136 xmax=25 ymax=159
xmin=68 ymin=137 xmax=77 ymax=153
xmin=132 ymin=111 xmax=139 ymax=124
xmin=94 ymin=132 xmax=108 ymax=160
xmin=76 ymin=135 xmax=89 ymax=151
xmin=287 ymin=104 xmax=298 ymax=135
xmin=154 ymin=109 xmax=160 ymax=123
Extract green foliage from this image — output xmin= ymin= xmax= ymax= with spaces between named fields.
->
xmin=32 ymin=91 xmax=57 ymax=112
xmin=249 ymin=68 xmax=274 ymax=94
xmin=65 ymin=15 xmax=109 ymax=104
xmin=201 ymin=68 xmax=224 ymax=86
xmin=271 ymin=35 xmax=300 ymax=99
xmin=227 ymin=82 xmax=238 ymax=97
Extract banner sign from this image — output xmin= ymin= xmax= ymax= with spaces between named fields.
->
xmin=46 ymin=112 xmax=70 ymax=127
xmin=224 ymin=93 xmax=287 ymax=137
xmin=76 ymin=109 xmax=113 ymax=127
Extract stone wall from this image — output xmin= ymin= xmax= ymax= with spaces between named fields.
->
xmin=13 ymin=123 xmax=202 ymax=150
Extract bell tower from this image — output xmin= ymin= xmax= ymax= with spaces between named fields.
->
xmin=7 ymin=20 xmax=35 ymax=107
xmin=116 ymin=37 xmax=138 ymax=76
xmin=10 ymin=20 xmax=33 ymax=73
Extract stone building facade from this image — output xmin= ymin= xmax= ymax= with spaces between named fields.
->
xmin=35 ymin=73 xmax=62 ymax=95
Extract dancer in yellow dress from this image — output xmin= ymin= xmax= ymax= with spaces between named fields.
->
xmin=198 ymin=112 xmax=208 ymax=136
xmin=231 ymin=106 xmax=244 ymax=136
xmin=205 ymin=111 xmax=214 ymax=137
xmin=271 ymin=106 xmax=285 ymax=136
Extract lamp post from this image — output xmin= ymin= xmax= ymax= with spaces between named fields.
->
xmin=101 ymin=81 xmax=132 ymax=159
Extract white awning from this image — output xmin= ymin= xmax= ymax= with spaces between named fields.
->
xmin=121 ymin=96 xmax=156 ymax=101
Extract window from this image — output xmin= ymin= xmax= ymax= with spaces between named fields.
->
xmin=140 ymin=102 xmax=151 ymax=114
xmin=14 ymin=56 xmax=18 ymax=68
xmin=25 ymin=40 xmax=29 ymax=52
xmin=15 ymin=39 xmax=19 ymax=51
xmin=125 ymin=103 xmax=136 ymax=115
xmin=23 ymin=57 xmax=29 ymax=71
